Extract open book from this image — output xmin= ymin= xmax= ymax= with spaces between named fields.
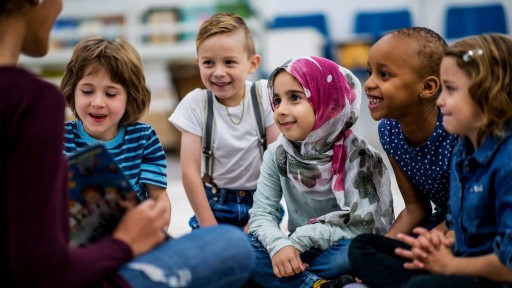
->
xmin=67 ymin=143 xmax=136 ymax=247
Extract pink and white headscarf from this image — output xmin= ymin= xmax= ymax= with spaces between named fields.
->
xmin=268 ymin=56 xmax=393 ymax=231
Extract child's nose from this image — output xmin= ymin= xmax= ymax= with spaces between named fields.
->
xmin=436 ymin=93 xmax=445 ymax=107
xmin=275 ymin=103 xmax=288 ymax=115
xmin=91 ymin=94 xmax=105 ymax=107
xmin=364 ymin=78 xmax=375 ymax=94
xmin=213 ymin=66 xmax=226 ymax=76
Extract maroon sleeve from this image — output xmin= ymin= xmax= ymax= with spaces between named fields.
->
xmin=4 ymin=69 xmax=132 ymax=287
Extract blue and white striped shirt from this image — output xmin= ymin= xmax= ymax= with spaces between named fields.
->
xmin=64 ymin=120 xmax=167 ymax=200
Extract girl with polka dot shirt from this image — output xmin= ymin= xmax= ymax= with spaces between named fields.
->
xmin=364 ymin=27 xmax=459 ymax=238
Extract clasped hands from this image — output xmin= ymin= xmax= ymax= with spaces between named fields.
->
xmin=395 ymin=227 xmax=456 ymax=275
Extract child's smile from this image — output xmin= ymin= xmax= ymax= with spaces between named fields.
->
xmin=367 ymin=95 xmax=383 ymax=110
xmin=74 ymin=64 xmax=127 ymax=141
xmin=89 ymin=113 xmax=107 ymax=122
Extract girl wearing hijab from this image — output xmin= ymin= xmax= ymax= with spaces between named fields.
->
xmin=247 ymin=56 xmax=394 ymax=288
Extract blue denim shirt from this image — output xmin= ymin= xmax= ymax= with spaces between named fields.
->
xmin=446 ymin=127 xmax=512 ymax=271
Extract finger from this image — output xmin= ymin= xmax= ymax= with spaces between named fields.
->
xmin=411 ymin=247 xmax=428 ymax=258
xmin=403 ymin=262 xmax=421 ymax=270
xmin=284 ymin=261 xmax=299 ymax=276
xmin=396 ymin=233 xmax=418 ymax=247
xmin=412 ymin=227 xmax=429 ymax=236
xmin=289 ymin=258 xmax=303 ymax=274
xmin=273 ymin=264 xmax=282 ymax=278
xmin=444 ymin=237 xmax=455 ymax=247
xmin=395 ymin=247 xmax=416 ymax=260
xmin=417 ymin=235 xmax=433 ymax=252
xmin=430 ymin=231 xmax=443 ymax=248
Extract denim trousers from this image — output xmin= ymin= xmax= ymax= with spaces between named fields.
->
xmin=248 ymin=233 xmax=352 ymax=288
xmin=348 ymin=233 xmax=504 ymax=288
xmin=117 ymin=225 xmax=254 ymax=287
xmin=189 ymin=186 xmax=255 ymax=229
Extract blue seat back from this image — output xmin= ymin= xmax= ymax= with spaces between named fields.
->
xmin=445 ymin=4 xmax=508 ymax=39
xmin=355 ymin=9 xmax=412 ymax=42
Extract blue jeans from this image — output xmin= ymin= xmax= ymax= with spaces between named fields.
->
xmin=190 ymin=186 xmax=286 ymax=229
xmin=249 ymin=233 xmax=352 ymax=288
xmin=117 ymin=225 xmax=254 ymax=287
xmin=189 ymin=186 xmax=255 ymax=229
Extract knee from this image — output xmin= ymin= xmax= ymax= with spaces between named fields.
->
xmin=350 ymin=233 xmax=376 ymax=252
xmin=214 ymin=224 xmax=248 ymax=243
xmin=348 ymin=234 xmax=379 ymax=267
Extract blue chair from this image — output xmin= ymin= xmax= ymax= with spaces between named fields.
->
xmin=270 ymin=13 xmax=334 ymax=61
xmin=354 ymin=9 xmax=412 ymax=42
xmin=445 ymin=4 xmax=508 ymax=39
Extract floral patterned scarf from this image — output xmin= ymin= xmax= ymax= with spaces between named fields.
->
xmin=268 ymin=56 xmax=393 ymax=229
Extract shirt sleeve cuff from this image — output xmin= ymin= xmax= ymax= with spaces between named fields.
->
xmin=494 ymin=230 xmax=512 ymax=269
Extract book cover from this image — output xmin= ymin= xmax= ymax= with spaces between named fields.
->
xmin=67 ymin=143 xmax=136 ymax=247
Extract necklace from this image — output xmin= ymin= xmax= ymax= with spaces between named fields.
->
xmin=225 ymin=94 xmax=245 ymax=125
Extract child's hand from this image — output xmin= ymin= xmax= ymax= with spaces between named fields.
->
xmin=404 ymin=238 xmax=456 ymax=274
xmin=271 ymin=245 xmax=308 ymax=278
xmin=395 ymin=228 xmax=454 ymax=271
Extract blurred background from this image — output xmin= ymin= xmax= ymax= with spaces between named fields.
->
xmin=20 ymin=0 xmax=511 ymax=237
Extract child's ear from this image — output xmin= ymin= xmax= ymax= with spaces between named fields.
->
xmin=420 ymin=76 xmax=440 ymax=99
xmin=248 ymin=54 xmax=261 ymax=74
xmin=195 ymin=56 xmax=199 ymax=65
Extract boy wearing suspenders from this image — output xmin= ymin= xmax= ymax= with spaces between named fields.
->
xmin=169 ymin=13 xmax=280 ymax=231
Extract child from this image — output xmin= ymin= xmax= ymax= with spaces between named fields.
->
xmin=60 ymin=37 xmax=172 ymax=226
xmin=1 ymin=1 xmax=255 ymax=285
xmin=348 ymin=33 xmax=512 ymax=288
xmin=248 ymin=56 xmax=395 ymax=288
xmin=364 ymin=27 xmax=460 ymax=238
xmin=169 ymin=12 xmax=280 ymax=230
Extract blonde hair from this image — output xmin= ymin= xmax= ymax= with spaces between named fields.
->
xmin=61 ymin=37 xmax=150 ymax=125
xmin=445 ymin=34 xmax=512 ymax=144
xmin=196 ymin=12 xmax=256 ymax=58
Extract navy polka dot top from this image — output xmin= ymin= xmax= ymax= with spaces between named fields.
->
xmin=378 ymin=111 xmax=459 ymax=214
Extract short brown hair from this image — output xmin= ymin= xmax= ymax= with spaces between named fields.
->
xmin=196 ymin=12 xmax=256 ymax=58
xmin=445 ymin=34 xmax=512 ymax=144
xmin=61 ymin=37 xmax=150 ymax=125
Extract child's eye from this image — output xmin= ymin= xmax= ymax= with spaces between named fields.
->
xmin=379 ymin=71 xmax=390 ymax=79
xmin=202 ymin=60 xmax=213 ymax=66
xmin=443 ymin=85 xmax=455 ymax=93
xmin=272 ymin=97 xmax=281 ymax=106
xmin=225 ymin=60 xmax=236 ymax=66
xmin=81 ymin=90 xmax=93 ymax=95
xmin=367 ymin=69 xmax=372 ymax=77
xmin=106 ymin=93 xmax=118 ymax=97
xmin=290 ymin=94 xmax=301 ymax=102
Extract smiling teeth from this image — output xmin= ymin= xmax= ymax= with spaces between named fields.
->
xmin=369 ymin=98 xmax=383 ymax=105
